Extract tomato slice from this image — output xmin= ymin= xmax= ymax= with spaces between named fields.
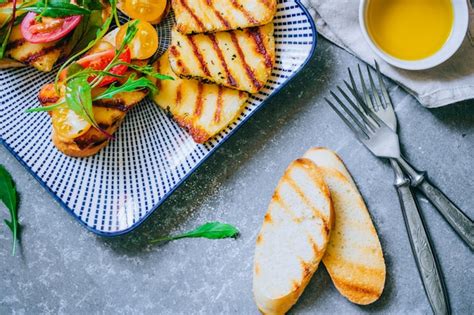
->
xmin=21 ymin=12 xmax=82 ymax=44
xmin=76 ymin=48 xmax=131 ymax=87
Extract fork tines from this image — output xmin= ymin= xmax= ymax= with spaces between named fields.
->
xmin=325 ymin=62 xmax=390 ymax=139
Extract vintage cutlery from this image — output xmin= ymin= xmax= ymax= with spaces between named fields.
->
xmin=345 ymin=62 xmax=473 ymax=251
xmin=325 ymin=76 xmax=450 ymax=315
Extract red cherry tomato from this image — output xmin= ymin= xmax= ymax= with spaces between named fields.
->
xmin=76 ymin=48 xmax=131 ymax=87
xmin=21 ymin=12 xmax=82 ymax=44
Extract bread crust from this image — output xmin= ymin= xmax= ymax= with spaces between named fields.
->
xmin=303 ymin=147 xmax=386 ymax=305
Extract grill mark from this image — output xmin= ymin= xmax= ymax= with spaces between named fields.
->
xmin=20 ymin=45 xmax=60 ymax=65
xmin=179 ymin=0 xmax=205 ymax=31
xmin=74 ymin=137 xmax=108 ymax=150
xmin=229 ymin=0 xmax=258 ymax=24
xmin=175 ymin=82 xmax=183 ymax=109
xmin=285 ymin=175 xmax=329 ymax=233
xmin=6 ymin=38 xmax=26 ymax=51
xmin=229 ymin=31 xmax=262 ymax=91
xmin=188 ymin=36 xmax=211 ymax=77
xmin=248 ymin=27 xmax=273 ymax=69
xmin=194 ymin=82 xmax=204 ymax=117
xmin=205 ymin=0 xmax=231 ymax=29
xmin=208 ymin=33 xmax=237 ymax=87
xmin=39 ymin=95 xmax=60 ymax=105
xmin=93 ymin=99 xmax=129 ymax=112
xmin=213 ymin=86 xmax=223 ymax=123
xmin=170 ymin=45 xmax=190 ymax=74
xmin=155 ymin=60 xmax=162 ymax=90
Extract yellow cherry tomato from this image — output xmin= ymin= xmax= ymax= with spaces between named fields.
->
xmin=52 ymin=107 xmax=91 ymax=139
xmin=122 ymin=0 xmax=168 ymax=24
xmin=116 ymin=20 xmax=158 ymax=60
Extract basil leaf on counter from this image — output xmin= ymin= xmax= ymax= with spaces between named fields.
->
xmin=0 ymin=165 xmax=20 ymax=255
xmin=151 ymin=222 xmax=240 ymax=243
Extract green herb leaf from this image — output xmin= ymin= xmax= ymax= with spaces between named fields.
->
xmin=122 ymin=63 xmax=175 ymax=81
xmin=76 ymin=0 xmax=103 ymax=10
xmin=65 ymin=76 xmax=97 ymax=128
xmin=25 ymin=0 xmax=90 ymax=18
xmin=0 ymin=165 xmax=19 ymax=255
xmin=25 ymin=101 xmax=64 ymax=113
xmin=95 ymin=74 xmax=157 ymax=100
xmin=151 ymin=222 xmax=239 ymax=243
xmin=65 ymin=9 xmax=103 ymax=56
xmin=55 ymin=0 xmax=115 ymax=89
xmin=0 ymin=0 xmax=17 ymax=59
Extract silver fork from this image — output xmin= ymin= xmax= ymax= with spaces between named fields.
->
xmin=326 ymin=83 xmax=450 ymax=315
xmin=347 ymin=62 xmax=474 ymax=251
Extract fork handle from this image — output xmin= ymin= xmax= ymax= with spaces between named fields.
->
xmin=396 ymin=157 xmax=474 ymax=250
xmin=391 ymin=160 xmax=450 ymax=315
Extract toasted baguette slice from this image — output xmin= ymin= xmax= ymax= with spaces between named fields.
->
xmin=303 ymin=148 xmax=386 ymax=305
xmin=152 ymin=51 xmax=249 ymax=143
xmin=169 ymin=23 xmax=275 ymax=93
xmin=172 ymin=0 xmax=277 ymax=34
xmin=253 ymin=159 xmax=334 ymax=314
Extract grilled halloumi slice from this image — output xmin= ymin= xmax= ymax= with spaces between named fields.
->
xmin=152 ymin=51 xmax=249 ymax=143
xmin=169 ymin=23 xmax=275 ymax=94
xmin=172 ymin=0 xmax=277 ymax=34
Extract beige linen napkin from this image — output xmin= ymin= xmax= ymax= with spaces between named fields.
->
xmin=301 ymin=0 xmax=474 ymax=108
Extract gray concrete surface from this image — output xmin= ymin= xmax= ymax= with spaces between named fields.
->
xmin=1 ymin=38 xmax=473 ymax=314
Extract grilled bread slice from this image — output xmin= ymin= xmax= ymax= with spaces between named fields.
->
xmin=1 ymin=2 xmax=109 ymax=72
xmin=38 ymin=30 xmax=148 ymax=157
xmin=6 ymin=25 xmax=64 ymax=72
xmin=253 ymin=159 xmax=334 ymax=314
xmin=152 ymin=51 xmax=249 ymax=143
xmin=169 ymin=23 xmax=275 ymax=93
xmin=172 ymin=0 xmax=277 ymax=34
xmin=303 ymin=148 xmax=386 ymax=305
xmin=39 ymin=81 xmax=147 ymax=157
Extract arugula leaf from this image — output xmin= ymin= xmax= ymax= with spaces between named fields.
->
xmin=95 ymin=74 xmax=157 ymax=100
xmin=0 ymin=0 xmax=16 ymax=59
xmin=121 ymin=63 xmax=175 ymax=81
xmin=65 ymin=77 xmax=96 ymax=127
xmin=76 ymin=0 xmax=103 ymax=10
xmin=55 ymin=0 xmax=115 ymax=89
xmin=151 ymin=222 xmax=239 ymax=243
xmin=24 ymin=0 xmax=90 ymax=18
xmin=0 ymin=165 xmax=19 ymax=255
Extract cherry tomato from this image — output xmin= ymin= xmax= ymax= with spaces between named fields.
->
xmin=122 ymin=0 xmax=167 ymax=24
xmin=76 ymin=48 xmax=131 ymax=87
xmin=21 ymin=12 xmax=82 ymax=44
xmin=52 ymin=107 xmax=91 ymax=139
xmin=116 ymin=20 xmax=158 ymax=60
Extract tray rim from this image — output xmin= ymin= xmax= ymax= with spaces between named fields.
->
xmin=1 ymin=0 xmax=318 ymax=237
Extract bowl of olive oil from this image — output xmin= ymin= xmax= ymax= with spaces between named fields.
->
xmin=359 ymin=0 xmax=469 ymax=70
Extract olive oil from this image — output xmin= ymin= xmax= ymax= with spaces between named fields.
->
xmin=366 ymin=0 xmax=454 ymax=60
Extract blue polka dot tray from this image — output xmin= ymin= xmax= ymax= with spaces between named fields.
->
xmin=0 ymin=0 xmax=317 ymax=236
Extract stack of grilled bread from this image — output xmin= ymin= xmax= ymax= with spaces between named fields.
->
xmin=152 ymin=0 xmax=276 ymax=143
xmin=253 ymin=148 xmax=386 ymax=314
